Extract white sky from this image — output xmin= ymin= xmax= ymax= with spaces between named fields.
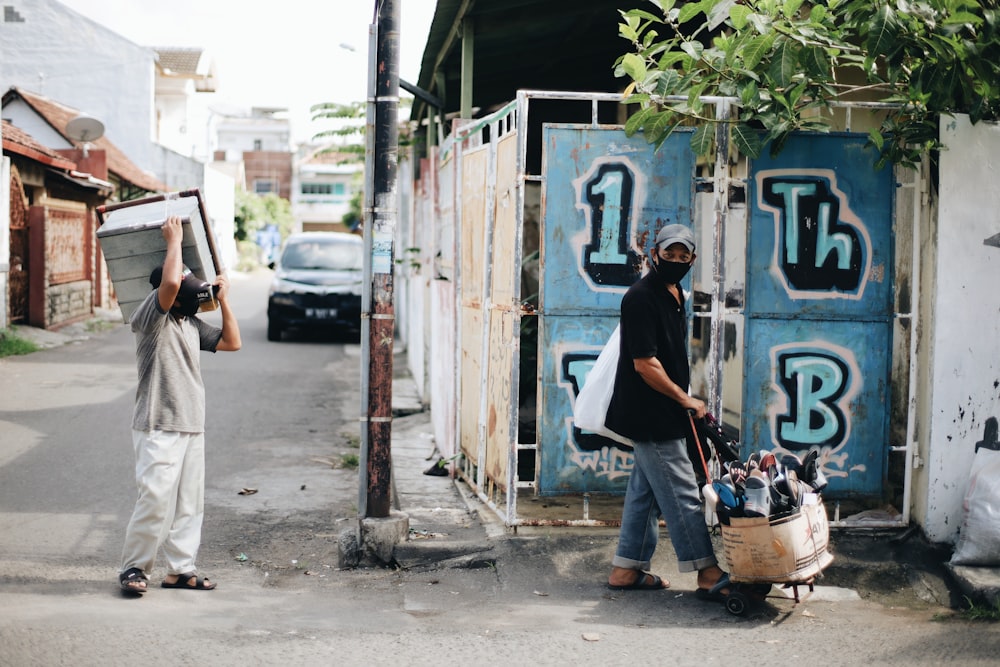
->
xmin=57 ymin=0 xmax=437 ymax=143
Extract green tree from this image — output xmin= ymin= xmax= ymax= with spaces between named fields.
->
xmin=616 ymin=0 xmax=1000 ymax=168
xmin=234 ymin=189 xmax=295 ymax=242
xmin=310 ymin=101 xmax=367 ymax=159
xmin=309 ymin=96 xmax=414 ymax=231
xmin=310 ymin=96 xmax=415 ymax=156
xmin=341 ymin=174 xmax=364 ymax=231
xmin=234 ymin=188 xmax=265 ymax=242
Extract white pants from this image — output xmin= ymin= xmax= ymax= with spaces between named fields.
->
xmin=120 ymin=430 xmax=205 ymax=576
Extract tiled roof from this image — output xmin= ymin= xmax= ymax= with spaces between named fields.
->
xmin=4 ymin=87 xmax=166 ymax=193
xmin=155 ymin=48 xmax=216 ymax=92
xmin=155 ymin=48 xmax=205 ymax=75
xmin=2 ymin=119 xmax=76 ymax=170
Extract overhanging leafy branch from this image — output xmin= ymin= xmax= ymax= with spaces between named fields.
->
xmin=616 ymin=0 xmax=1000 ymax=169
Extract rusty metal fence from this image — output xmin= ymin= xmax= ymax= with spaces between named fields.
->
xmin=412 ymin=90 xmax=918 ymax=530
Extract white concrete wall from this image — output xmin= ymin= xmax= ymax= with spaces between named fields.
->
xmin=151 ymin=143 xmax=207 ymax=192
xmin=0 ymin=99 xmax=74 ymax=149
xmin=215 ymin=116 xmax=291 ymax=154
xmin=155 ymin=78 xmax=198 ymax=157
xmin=0 ymin=0 xmax=156 ymax=170
xmin=921 ymin=114 xmax=1000 ymax=542
xmin=204 ymin=164 xmax=238 ymax=273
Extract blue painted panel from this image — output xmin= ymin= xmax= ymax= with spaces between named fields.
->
xmin=540 ymin=125 xmax=695 ymax=316
xmin=746 ymin=133 xmax=894 ymax=319
xmin=744 ymin=133 xmax=894 ymax=499
xmin=741 ymin=318 xmax=890 ymax=497
xmin=536 ymin=125 xmax=696 ymax=495
xmin=537 ymin=315 xmax=633 ymax=495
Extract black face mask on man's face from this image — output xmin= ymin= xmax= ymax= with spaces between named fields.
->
xmin=652 ymin=256 xmax=693 ymax=286
xmin=173 ymin=299 xmax=201 ymax=317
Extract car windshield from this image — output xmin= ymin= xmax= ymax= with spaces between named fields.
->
xmin=281 ymin=240 xmax=362 ymax=271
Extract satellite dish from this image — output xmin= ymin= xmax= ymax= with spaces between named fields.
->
xmin=65 ymin=113 xmax=105 ymax=143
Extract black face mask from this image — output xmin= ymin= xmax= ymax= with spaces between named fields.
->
xmin=652 ymin=257 xmax=693 ymax=286
xmin=174 ymin=299 xmax=201 ymax=317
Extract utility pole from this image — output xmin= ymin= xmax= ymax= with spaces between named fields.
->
xmin=359 ymin=0 xmax=399 ymax=520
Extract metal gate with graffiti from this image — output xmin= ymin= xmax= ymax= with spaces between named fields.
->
xmin=433 ymin=91 xmax=915 ymax=527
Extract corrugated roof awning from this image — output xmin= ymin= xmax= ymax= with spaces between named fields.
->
xmin=47 ymin=167 xmax=114 ymax=194
xmin=412 ymin=0 xmax=628 ymax=122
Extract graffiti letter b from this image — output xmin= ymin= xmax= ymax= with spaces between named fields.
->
xmin=777 ymin=353 xmax=849 ymax=448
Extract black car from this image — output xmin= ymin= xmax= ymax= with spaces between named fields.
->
xmin=267 ymin=232 xmax=363 ymax=341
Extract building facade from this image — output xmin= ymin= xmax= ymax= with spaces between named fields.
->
xmin=292 ymin=145 xmax=361 ymax=233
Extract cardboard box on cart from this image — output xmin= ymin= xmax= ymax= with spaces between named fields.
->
xmin=96 ymin=190 xmax=221 ymax=323
xmin=721 ymin=500 xmax=834 ymax=583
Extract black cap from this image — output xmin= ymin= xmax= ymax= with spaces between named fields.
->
xmin=149 ymin=266 xmax=213 ymax=303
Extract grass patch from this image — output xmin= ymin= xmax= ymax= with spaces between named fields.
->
xmin=0 ymin=330 xmax=39 ymax=358
xmin=85 ymin=318 xmax=120 ymax=334
xmin=960 ymin=596 xmax=1000 ymax=621
xmin=340 ymin=453 xmax=360 ymax=469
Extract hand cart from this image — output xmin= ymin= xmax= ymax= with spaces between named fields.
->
xmin=690 ymin=413 xmax=834 ymax=616
xmin=718 ymin=502 xmax=833 ymax=615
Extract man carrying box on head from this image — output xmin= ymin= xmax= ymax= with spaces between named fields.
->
xmin=118 ymin=215 xmax=242 ymax=595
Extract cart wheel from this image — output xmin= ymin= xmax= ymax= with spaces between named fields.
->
xmin=725 ymin=591 xmax=749 ymax=615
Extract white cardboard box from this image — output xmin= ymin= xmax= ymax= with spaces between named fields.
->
xmin=721 ymin=501 xmax=833 ymax=583
xmin=97 ymin=190 xmax=220 ymax=322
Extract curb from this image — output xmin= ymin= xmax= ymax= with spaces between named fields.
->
xmin=947 ymin=564 xmax=1000 ymax=607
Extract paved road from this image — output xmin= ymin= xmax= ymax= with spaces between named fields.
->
xmin=1 ymin=269 xmax=999 ymax=666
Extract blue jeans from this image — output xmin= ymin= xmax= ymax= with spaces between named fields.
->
xmin=612 ymin=437 xmax=718 ymax=573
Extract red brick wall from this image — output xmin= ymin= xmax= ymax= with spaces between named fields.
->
xmin=243 ymin=151 xmax=293 ymax=201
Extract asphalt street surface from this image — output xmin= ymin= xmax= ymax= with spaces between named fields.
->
xmin=1 ymin=268 xmax=998 ymax=666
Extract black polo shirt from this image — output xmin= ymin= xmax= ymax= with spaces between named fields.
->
xmin=605 ymin=272 xmax=690 ymax=442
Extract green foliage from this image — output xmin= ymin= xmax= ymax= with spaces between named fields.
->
xmin=616 ymin=0 xmax=1000 ymax=169
xmin=0 ymin=330 xmax=38 ymax=358
xmin=310 ymin=101 xmax=367 ymax=158
xmin=234 ymin=189 xmax=295 ymax=243
xmin=309 ymin=102 xmax=368 ymax=231
xmin=234 ymin=189 xmax=265 ymax=242
xmin=960 ymin=595 xmax=1000 ymax=621
xmin=311 ymin=96 xmax=415 ymax=152
xmin=341 ymin=173 xmax=365 ymax=232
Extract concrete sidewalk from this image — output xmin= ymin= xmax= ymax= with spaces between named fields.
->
xmin=386 ymin=370 xmax=1000 ymax=611
xmin=387 ymin=359 xmax=500 ymax=569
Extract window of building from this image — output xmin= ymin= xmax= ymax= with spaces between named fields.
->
xmin=302 ymin=183 xmax=333 ymax=195
xmin=254 ymin=180 xmax=276 ymax=195
xmin=300 ymin=183 xmax=350 ymax=199
xmin=253 ymin=139 xmax=262 ymax=151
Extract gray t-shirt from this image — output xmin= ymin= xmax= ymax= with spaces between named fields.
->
xmin=130 ymin=289 xmax=223 ymax=433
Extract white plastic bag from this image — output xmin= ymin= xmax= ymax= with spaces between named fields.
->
xmin=950 ymin=437 xmax=1000 ymax=566
xmin=573 ymin=325 xmax=633 ymax=447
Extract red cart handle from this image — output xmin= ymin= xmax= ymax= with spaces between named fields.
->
xmin=688 ymin=410 xmax=712 ymax=484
